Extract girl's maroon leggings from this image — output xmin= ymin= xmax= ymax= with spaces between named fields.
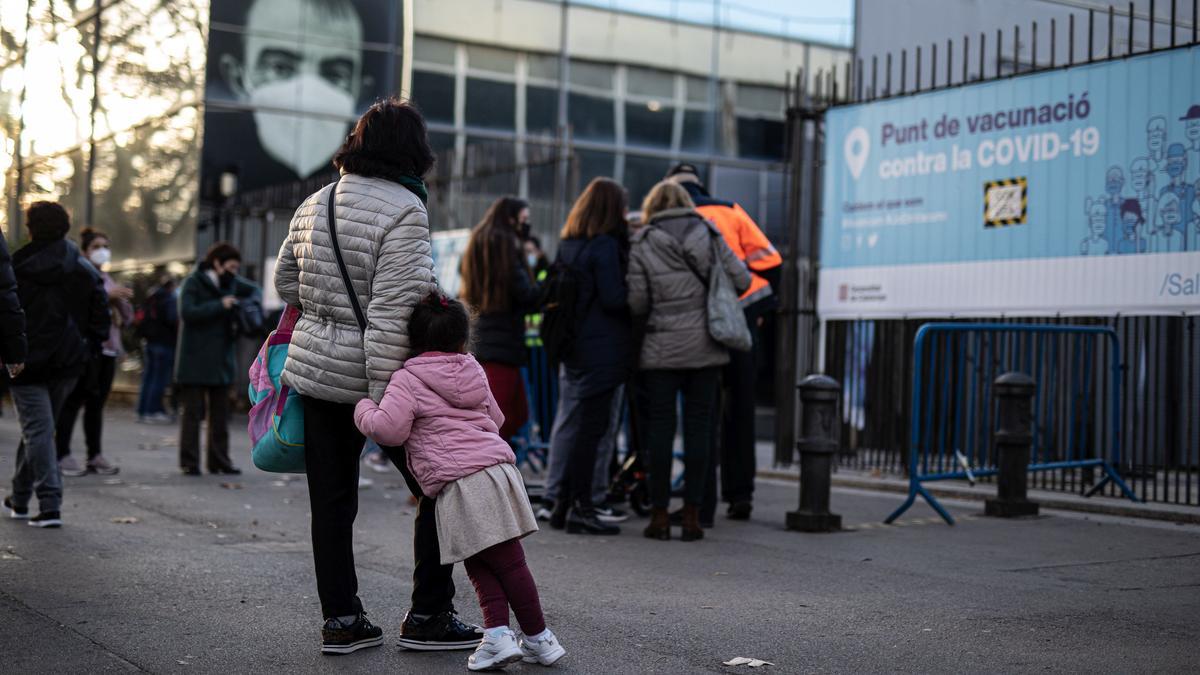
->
xmin=463 ymin=538 xmax=546 ymax=635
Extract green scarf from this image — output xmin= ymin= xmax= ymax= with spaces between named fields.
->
xmin=396 ymin=174 xmax=428 ymax=205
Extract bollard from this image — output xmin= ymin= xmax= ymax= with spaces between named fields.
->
xmin=786 ymin=374 xmax=843 ymax=532
xmin=984 ymin=372 xmax=1040 ymax=518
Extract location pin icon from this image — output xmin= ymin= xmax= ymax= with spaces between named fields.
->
xmin=844 ymin=127 xmax=870 ymax=180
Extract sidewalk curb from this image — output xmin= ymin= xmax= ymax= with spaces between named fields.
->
xmin=758 ymin=469 xmax=1200 ymax=525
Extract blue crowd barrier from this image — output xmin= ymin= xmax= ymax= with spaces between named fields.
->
xmin=513 ymin=342 xmax=557 ymax=474
xmin=886 ymin=323 xmax=1140 ymax=526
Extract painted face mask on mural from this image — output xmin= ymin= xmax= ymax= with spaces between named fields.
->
xmin=249 ymin=74 xmax=353 ymax=178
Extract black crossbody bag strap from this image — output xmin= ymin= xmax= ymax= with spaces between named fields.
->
xmin=326 ymin=179 xmax=368 ymax=333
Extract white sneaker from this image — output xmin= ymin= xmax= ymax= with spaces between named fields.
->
xmin=594 ymin=506 xmax=629 ymax=523
xmin=519 ymin=628 xmax=566 ymax=666
xmin=534 ymin=506 xmax=553 ymax=522
xmin=364 ymin=453 xmax=392 ymax=474
xmin=58 ymin=456 xmax=87 ymax=478
xmin=357 ymin=476 xmax=374 ymax=489
xmin=468 ymin=628 xmax=524 ymax=671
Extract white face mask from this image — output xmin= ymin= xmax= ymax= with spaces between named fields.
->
xmin=526 ymin=254 xmax=539 ymax=269
xmin=89 ymin=247 xmax=111 ymax=267
xmin=249 ymin=74 xmax=354 ymax=178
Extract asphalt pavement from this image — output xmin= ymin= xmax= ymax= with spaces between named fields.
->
xmin=1 ymin=406 xmax=1198 ymax=674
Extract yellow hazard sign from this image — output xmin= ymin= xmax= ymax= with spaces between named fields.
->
xmin=984 ymin=177 xmax=1027 ymax=227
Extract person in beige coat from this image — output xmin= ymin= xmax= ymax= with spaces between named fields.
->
xmin=627 ymin=181 xmax=750 ymax=542
xmin=274 ymin=98 xmax=480 ymax=655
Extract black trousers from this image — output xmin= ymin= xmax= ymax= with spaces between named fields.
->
xmin=178 ymin=384 xmax=233 ymax=472
xmin=302 ymin=395 xmax=455 ymax=620
xmin=643 ymin=368 xmax=720 ymax=509
xmin=56 ymin=355 xmax=117 ymax=461
xmin=703 ymin=309 xmax=763 ymax=520
xmin=558 ymin=385 xmax=618 ymax=511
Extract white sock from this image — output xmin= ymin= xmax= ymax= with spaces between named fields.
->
xmin=528 ymin=628 xmax=552 ymax=641
xmin=485 ymin=625 xmax=510 ymax=639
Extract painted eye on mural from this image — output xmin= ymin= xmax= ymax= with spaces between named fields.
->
xmin=320 ymin=58 xmax=356 ymax=93
xmin=256 ymin=49 xmax=301 ymax=82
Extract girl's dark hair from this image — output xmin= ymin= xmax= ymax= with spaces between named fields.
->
xmin=561 ymin=177 xmax=628 ymax=240
xmin=80 ymin=227 xmax=109 ymax=251
xmin=203 ymin=241 xmax=242 ymax=267
xmin=1120 ymin=198 xmax=1144 ymax=225
xmin=409 ymin=291 xmax=470 ymax=355
xmin=460 ymin=196 xmax=529 ymax=314
xmin=26 ymin=201 xmax=71 ymax=241
xmin=333 ymin=97 xmax=435 ymax=181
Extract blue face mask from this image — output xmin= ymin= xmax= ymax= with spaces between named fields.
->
xmin=526 ymin=253 xmax=539 ymax=269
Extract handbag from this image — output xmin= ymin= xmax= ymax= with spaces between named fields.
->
xmin=680 ymin=224 xmax=753 ymax=353
xmin=247 ymin=178 xmax=367 ymax=473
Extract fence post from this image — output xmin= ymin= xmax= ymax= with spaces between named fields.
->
xmin=985 ymin=372 xmax=1040 ymax=517
xmin=787 ymin=375 xmax=843 ymax=532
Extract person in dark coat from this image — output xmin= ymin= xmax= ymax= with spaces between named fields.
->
xmin=5 ymin=202 xmax=109 ymax=527
xmin=174 ymin=241 xmax=259 ymax=476
xmin=0 ymin=228 xmax=26 ymax=379
xmin=459 ymin=196 xmax=540 ymax=440
xmin=548 ymin=178 xmax=633 ymax=536
xmin=136 ymin=272 xmax=179 ymax=423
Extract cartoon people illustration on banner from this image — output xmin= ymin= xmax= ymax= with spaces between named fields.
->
xmin=1080 ymin=197 xmax=1110 ymax=256
xmin=1152 ymin=192 xmax=1185 ymax=253
xmin=1160 ymin=143 xmax=1195 ymax=250
xmin=1103 ymin=166 xmax=1125 ymax=247
xmin=1129 ymin=157 xmax=1157 ymax=233
xmin=1146 ymin=116 xmax=1168 ymax=176
xmin=1115 ymin=199 xmax=1147 ymax=254
xmin=1182 ymin=105 xmax=1200 ymax=184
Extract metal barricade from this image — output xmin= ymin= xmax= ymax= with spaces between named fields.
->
xmin=886 ymin=323 xmax=1140 ymax=525
xmin=513 ymin=342 xmax=557 ymax=474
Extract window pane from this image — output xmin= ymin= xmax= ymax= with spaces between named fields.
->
xmin=414 ymin=35 xmax=456 ymax=65
xmin=623 ymin=154 xmax=672 ymax=208
xmin=624 ymin=102 xmax=673 ymax=149
xmin=627 ymin=66 xmax=674 ymax=98
xmin=711 ymin=164 xmax=760 ymax=220
xmin=463 ymin=136 xmax=519 ymax=209
xmin=686 ymin=75 xmax=713 ymax=104
xmin=573 ymin=150 xmax=614 ymax=193
xmin=737 ymin=84 xmax=784 ymax=114
xmin=467 ymin=44 xmax=516 ymax=74
xmin=526 ymin=85 xmax=558 ymax=136
xmin=412 ymin=70 xmax=455 ymax=123
xmin=527 ymin=52 xmax=560 ymax=81
xmin=465 ymin=78 xmax=515 ymax=130
xmin=681 ymin=109 xmax=712 ymax=152
xmin=20 ymin=19 xmax=94 ymax=158
xmin=568 ymin=92 xmax=613 ymax=141
xmin=737 ymin=117 xmax=785 ymax=160
xmin=569 ymin=60 xmax=612 ymax=90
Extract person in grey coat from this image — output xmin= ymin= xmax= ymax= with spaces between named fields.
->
xmin=274 ymin=99 xmax=479 ymax=655
xmin=627 ymin=180 xmax=750 ymax=542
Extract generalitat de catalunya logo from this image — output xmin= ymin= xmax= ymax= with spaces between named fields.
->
xmin=844 ymin=126 xmax=870 ymax=180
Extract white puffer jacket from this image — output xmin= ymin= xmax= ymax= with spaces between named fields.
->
xmin=275 ymin=174 xmax=436 ymax=403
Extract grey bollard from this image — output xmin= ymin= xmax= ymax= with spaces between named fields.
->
xmin=786 ymin=374 xmax=843 ymax=532
xmin=985 ymin=372 xmax=1040 ymax=518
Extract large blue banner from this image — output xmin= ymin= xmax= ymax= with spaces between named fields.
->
xmin=819 ymin=46 xmax=1200 ymax=318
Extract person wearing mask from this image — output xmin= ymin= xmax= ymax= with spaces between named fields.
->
xmin=522 ymin=235 xmax=550 ymax=282
xmin=56 ymin=228 xmax=133 ymax=476
xmin=666 ymin=163 xmax=781 ymax=525
xmin=136 ymin=273 xmax=179 ymax=423
xmin=459 ymin=197 xmax=540 ymax=441
xmin=274 ymin=98 xmax=480 ymax=655
xmin=4 ymin=202 xmax=109 ymax=528
xmin=175 ymin=242 xmax=258 ymax=476
xmin=0 ymin=228 xmax=27 ymax=411
xmin=627 ymin=181 xmax=750 ymax=541
xmin=547 ymin=178 xmax=633 ymax=536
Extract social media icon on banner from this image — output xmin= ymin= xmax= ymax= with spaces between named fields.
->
xmin=844 ymin=127 xmax=870 ymax=179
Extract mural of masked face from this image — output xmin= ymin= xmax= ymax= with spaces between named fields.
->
xmin=222 ymin=0 xmax=365 ymax=178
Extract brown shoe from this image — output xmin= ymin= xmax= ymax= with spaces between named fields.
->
xmin=643 ymin=508 xmax=671 ymax=540
xmin=680 ymin=504 xmax=704 ymax=542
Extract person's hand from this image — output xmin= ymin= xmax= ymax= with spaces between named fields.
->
xmin=757 ymin=316 xmax=766 ymax=327
xmin=111 ymin=286 xmax=134 ymax=301
xmin=5 ymin=363 xmax=24 ymax=378
xmin=221 ymin=296 xmax=239 ymax=309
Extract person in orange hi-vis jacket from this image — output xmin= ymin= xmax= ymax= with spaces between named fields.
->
xmin=665 ymin=163 xmax=782 ymax=527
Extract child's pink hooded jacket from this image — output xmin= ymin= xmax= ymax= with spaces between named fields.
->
xmin=354 ymin=352 xmax=515 ymax=497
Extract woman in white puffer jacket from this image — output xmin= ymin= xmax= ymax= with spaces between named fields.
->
xmin=274 ymin=98 xmax=481 ymax=655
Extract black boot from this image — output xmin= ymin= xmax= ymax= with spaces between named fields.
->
xmin=548 ymin=498 xmax=569 ymax=530
xmin=566 ymin=501 xmax=620 ymax=535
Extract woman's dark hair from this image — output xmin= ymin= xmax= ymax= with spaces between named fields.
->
xmin=460 ymin=196 xmax=530 ymax=314
xmin=80 ymin=227 xmax=109 ymax=252
xmin=561 ymin=178 xmax=628 ymax=240
xmin=1119 ymin=198 xmax=1144 ymax=225
xmin=203 ymin=241 xmax=242 ymax=267
xmin=333 ymin=97 xmax=435 ymax=181
xmin=409 ymin=292 xmax=470 ymax=355
xmin=26 ymin=201 xmax=71 ymax=241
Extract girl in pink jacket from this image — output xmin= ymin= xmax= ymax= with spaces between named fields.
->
xmin=355 ymin=292 xmax=565 ymax=671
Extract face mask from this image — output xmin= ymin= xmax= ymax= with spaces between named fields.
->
xmin=249 ymin=73 xmax=354 ymax=178
xmin=89 ymin=247 xmax=111 ymax=267
xmin=219 ymin=270 xmax=235 ymax=285
xmin=518 ymin=222 xmax=531 ymax=239
xmin=526 ymin=253 xmax=539 ymax=269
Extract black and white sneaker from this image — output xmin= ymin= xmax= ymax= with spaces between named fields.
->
xmin=4 ymin=497 xmax=29 ymax=520
xmin=594 ymin=505 xmax=629 ymax=523
xmin=28 ymin=511 xmax=62 ymax=528
xmin=398 ymin=610 xmax=483 ymax=651
xmin=321 ymin=612 xmax=383 ymax=655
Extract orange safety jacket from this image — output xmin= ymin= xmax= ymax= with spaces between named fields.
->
xmin=696 ymin=202 xmax=782 ymax=307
